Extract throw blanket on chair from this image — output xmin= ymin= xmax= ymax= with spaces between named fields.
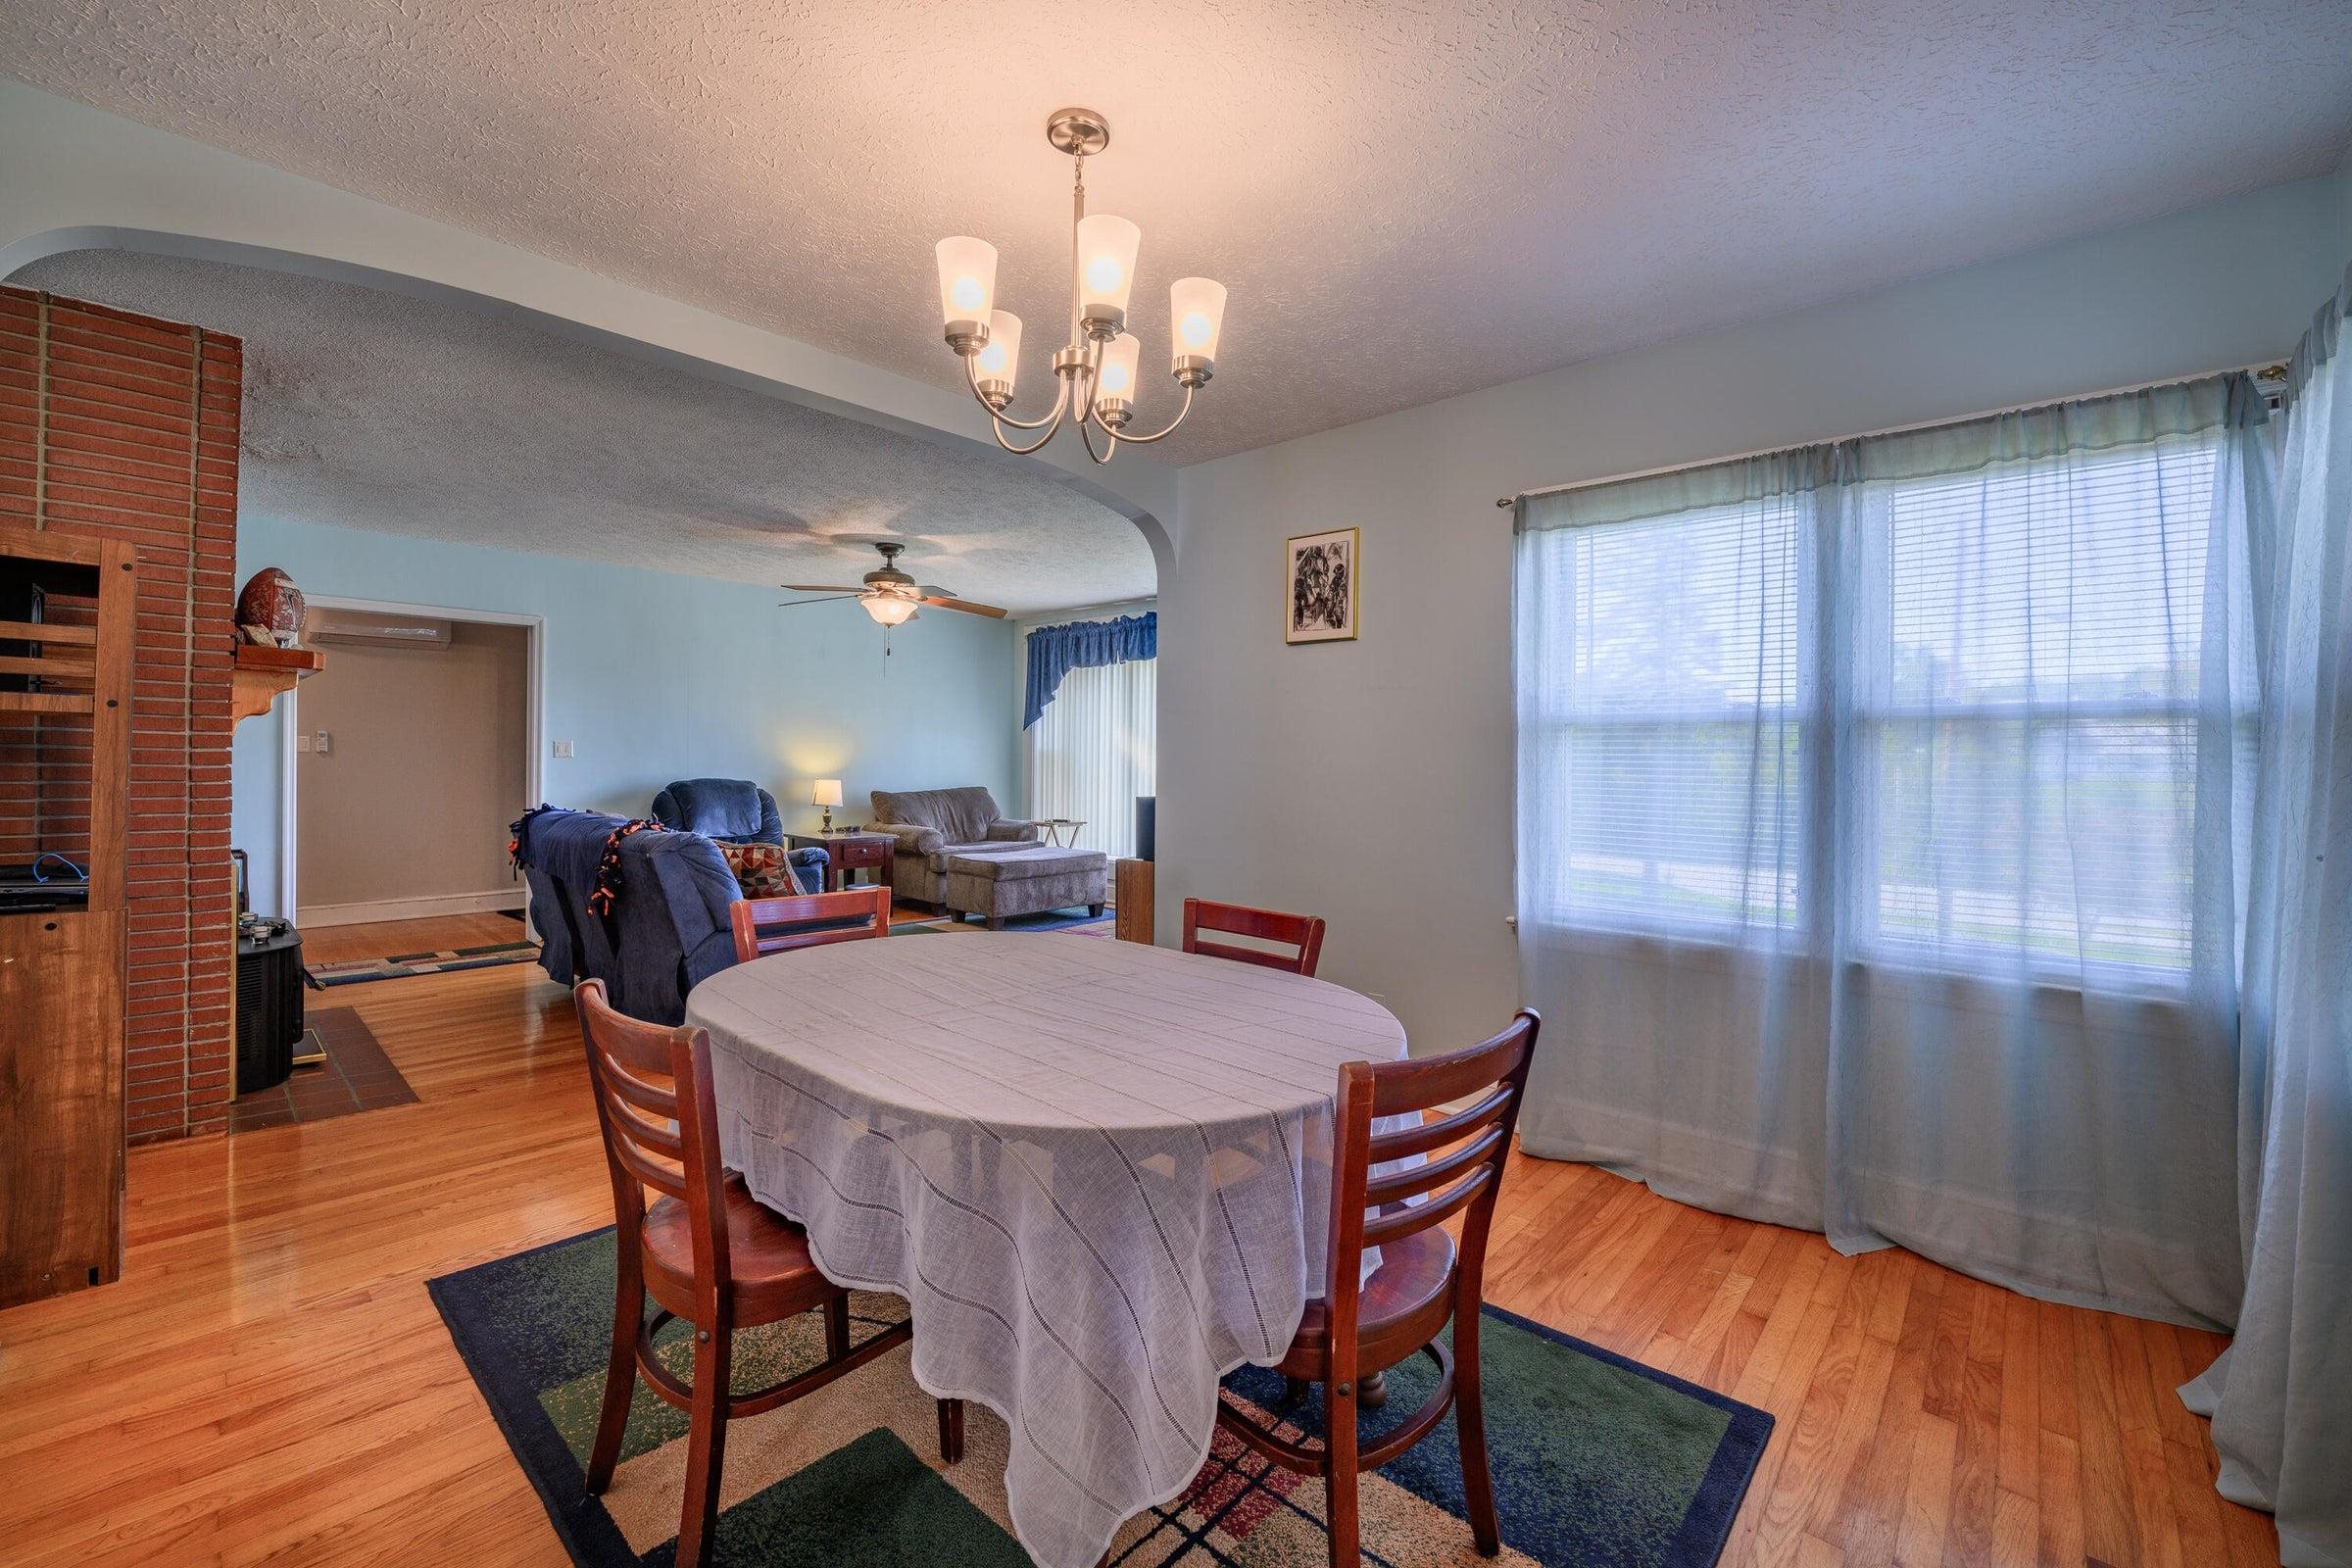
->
xmin=590 ymin=818 xmax=670 ymax=919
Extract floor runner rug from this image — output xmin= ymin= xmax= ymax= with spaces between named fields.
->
xmin=306 ymin=938 xmax=541 ymax=987
xmin=430 ymin=1226 xmax=1772 ymax=1567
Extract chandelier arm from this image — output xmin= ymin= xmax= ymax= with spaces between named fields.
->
xmin=1099 ymin=383 xmax=1197 ymax=445
xmin=1077 ymin=416 xmax=1119 ymax=466
xmin=987 ymin=414 xmax=1071 ymax=458
xmin=964 ymin=354 xmax=1070 ymax=430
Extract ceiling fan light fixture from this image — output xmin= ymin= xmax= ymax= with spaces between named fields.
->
xmin=863 ymin=595 xmax=920 ymax=627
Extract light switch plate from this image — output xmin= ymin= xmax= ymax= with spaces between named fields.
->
xmin=314 ymin=729 xmax=331 ymax=756
xmin=552 ymin=739 xmax=574 ymax=759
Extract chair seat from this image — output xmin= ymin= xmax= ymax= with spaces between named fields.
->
xmin=1280 ymin=1225 xmax=1457 ymax=1381
xmin=640 ymin=1174 xmax=836 ymax=1323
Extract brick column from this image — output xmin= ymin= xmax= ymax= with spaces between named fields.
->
xmin=0 ymin=285 xmax=242 ymax=1143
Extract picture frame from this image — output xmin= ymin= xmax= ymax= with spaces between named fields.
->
xmin=1285 ymin=526 xmax=1359 ymax=644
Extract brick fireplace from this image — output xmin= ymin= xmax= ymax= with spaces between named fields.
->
xmin=1 ymin=283 xmax=242 ymax=1144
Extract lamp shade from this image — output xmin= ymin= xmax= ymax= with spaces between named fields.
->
xmin=811 ymin=779 xmax=844 ymax=808
xmin=863 ymin=595 xmax=920 ymax=626
xmin=975 ymin=310 xmax=1022 ymax=396
xmin=1094 ymin=333 xmax=1143 ymax=414
xmin=934 ymin=236 xmax=998 ymax=339
xmin=1075 ymin=214 xmax=1142 ymax=326
xmin=1169 ymin=277 xmax=1227 ymax=369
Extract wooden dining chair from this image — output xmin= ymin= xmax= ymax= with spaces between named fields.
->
xmin=1214 ymin=1009 xmax=1541 ymax=1567
xmin=573 ymin=977 xmax=963 ymax=1568
xmin=728 ymin=883 xmax=892 ymax=962
xmin=1181 ymin=897 xmax=1328 ymax=977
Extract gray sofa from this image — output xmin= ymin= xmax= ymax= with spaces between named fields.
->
xmin=869 ymin=786 xmax=1043 ymax=906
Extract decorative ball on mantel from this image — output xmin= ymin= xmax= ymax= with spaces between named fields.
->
xmin=234 ymin=567 xmax=307 ymax=648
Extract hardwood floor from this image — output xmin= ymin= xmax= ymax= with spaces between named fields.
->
xmin=0 ymin=957 xmax=2274 ymax=1566
xmin=297 ymin=910 xmax=534 ymax=966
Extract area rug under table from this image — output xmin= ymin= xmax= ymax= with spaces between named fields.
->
xmin=430 ymin=1228 xmax=1771 ymax=1568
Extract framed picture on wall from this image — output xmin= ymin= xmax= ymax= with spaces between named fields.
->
xmin=1285 ymin=526 xmax=1359 ymax=644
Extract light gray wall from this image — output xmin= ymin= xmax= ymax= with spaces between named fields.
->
xmin=1159 ymin=172 xmax=2349 ymax=1052
xmin=232 ymin=514 xmax=1016 ymax=916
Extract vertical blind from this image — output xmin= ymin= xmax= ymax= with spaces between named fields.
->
xmin=1026 ymin=654 xmax=1155 ymax=860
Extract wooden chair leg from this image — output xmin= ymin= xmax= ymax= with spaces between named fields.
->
xmin=1454 ymin=1313 xmax=1500 ymax=1556
xmin=1325 ymin=1379 xmax=1360 ymax=1568
xmin=937 ymin=1396 xmax=965 ymax=1464
xmin=824 ymin=1292 xmax=851 ymax=1362
xmin=675 ymin=1322 xmax=733 ymax=1568
xmin=585 ymin=1257 xmax=644 ymax=1494
xmin=1278 ymin=1375 xmax=1311 ymax=1410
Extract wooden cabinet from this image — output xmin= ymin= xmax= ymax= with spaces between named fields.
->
xmin=1 ymin=525 xmax=134 ymax=1308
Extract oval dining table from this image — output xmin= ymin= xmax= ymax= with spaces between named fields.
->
xmin=685 ymin=929 xmax=1408 ymax=1568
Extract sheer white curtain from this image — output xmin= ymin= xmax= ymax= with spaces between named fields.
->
xmin=1027 ymin=655 xmax=1155 ymax=859
xmin=1514 ymin=374 xmax=2267 ymax=1328
xmin=2180 ymin=273 xmax=2352 ymax=1568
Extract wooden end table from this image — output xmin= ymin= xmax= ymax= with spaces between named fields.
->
xmin=787 ymin=831 xmax=895 ymax=894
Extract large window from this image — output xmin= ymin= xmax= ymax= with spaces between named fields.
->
xmin=1517 ymin=402 xmax=2252 ymax=987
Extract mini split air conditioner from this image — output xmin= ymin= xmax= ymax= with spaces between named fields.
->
xmin=306 ymin=612 xmax=454 ymax=649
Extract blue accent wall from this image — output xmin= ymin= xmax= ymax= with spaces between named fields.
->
xmin=231 ymin=514 xmax=1015 ymax=916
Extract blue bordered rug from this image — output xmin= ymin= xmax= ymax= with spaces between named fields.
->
xmin=429 ymin=1226 xmax=1771 ymax=1566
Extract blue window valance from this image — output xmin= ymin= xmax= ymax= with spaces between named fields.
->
xmin=1023 ymin=612 xmax=1156 ymax=728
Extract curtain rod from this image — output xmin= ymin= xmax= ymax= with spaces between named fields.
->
xmin=1493 ymin=360 xmax=2291 ymax=509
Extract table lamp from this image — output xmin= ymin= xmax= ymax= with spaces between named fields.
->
xmin=812 ymin=779 xmax=843 ymax=833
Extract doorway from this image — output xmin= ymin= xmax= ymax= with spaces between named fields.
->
xmin=278 ymin=598 xmax=542 ymax=932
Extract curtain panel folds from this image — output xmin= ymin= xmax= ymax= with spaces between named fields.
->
xmin=1023 ymin=612 xmax=1157 ymax=728
xmin=2178 ymin=268 xmax=2352 ymax=1568
xmin=1513 ymin=371 xmax=2268 ymax=1333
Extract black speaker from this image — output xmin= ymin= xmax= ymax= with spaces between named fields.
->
xmin=1135 ymin=796 xmax=1155 ymax=861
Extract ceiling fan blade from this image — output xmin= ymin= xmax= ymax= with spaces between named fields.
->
xmin=781 ymin=583 xmax=867 ymax=594
xmin=919 ymin=595 xmax=1009 ymax=619
xmin=914 ymin=584 xmax=958 ymax=599
xmin=777 ymin=594 xmax=865 ymax=608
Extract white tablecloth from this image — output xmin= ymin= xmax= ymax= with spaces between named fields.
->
xmin=686 ymin=931 xmax=1406 ymax=1568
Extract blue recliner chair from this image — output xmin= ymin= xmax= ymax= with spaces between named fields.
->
xmin=650 ymin=777 xmax=785 ymax=844
xmin=511 ymin=806 xmax=827 ymax=1024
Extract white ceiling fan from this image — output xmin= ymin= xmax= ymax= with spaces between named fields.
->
xmin=779 ymin=541 xmax=1008 ymax=626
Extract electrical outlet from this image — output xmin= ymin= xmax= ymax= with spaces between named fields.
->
xmin=552 ymin=739 xmax=574 ymax=759
xmin=314 ymin=729 xmax=331 ymax=757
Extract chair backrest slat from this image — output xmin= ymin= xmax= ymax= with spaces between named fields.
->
xmin=1182 ymin=898 xmax=1327 ymax=978
xmin=1369 ymin=1083 xmax=1513 ymax=1163
xmin=1363 ymin=1162 xmax=1495 ymax=1248
xmin=575 ymin=977 xmax=733 ymax=1282
xmin=1364 ymin=1120 xmax=1506 ymax=1209
xmin=730 ymin=884 xmax=891 ymax=961
xmin=1315 ymin=1009 xmax=1540 ymax=1370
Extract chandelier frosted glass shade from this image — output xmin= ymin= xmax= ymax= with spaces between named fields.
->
xmin=931 ymin=109 xmax=1225 ymax=465
xmin=935 ymin=237 xmax=998 ymax=342
xmin=1169 ymin=277 xmax=1227 ymax=371
xmin=1075 ymin=214 xmax=1143 ymax=328
xmin=862 ymin=595 xmax=920 ymax=627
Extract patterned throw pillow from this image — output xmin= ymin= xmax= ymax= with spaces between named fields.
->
xmin=719 ymin=841 xmax=799 ymax=899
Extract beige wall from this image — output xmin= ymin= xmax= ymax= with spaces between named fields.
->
xmin=295 ymin=618 xmax=529 ymax=917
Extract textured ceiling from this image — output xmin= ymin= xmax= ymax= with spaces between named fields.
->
xmin=4 ymin=3 xmax=2349 ymax=463
xmin=13 ymin=250 xmax=1155 ymax=612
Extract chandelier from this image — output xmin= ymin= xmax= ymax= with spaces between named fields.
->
xmin=934 ymin=108 xmax=1226 ymax=465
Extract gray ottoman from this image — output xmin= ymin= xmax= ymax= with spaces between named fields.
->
xmin=945 ymin=847 xmax=1110 ymax=929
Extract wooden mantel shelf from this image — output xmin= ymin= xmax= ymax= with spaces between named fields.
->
xmin=231 ymin=643 xmax=323 ymax=723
